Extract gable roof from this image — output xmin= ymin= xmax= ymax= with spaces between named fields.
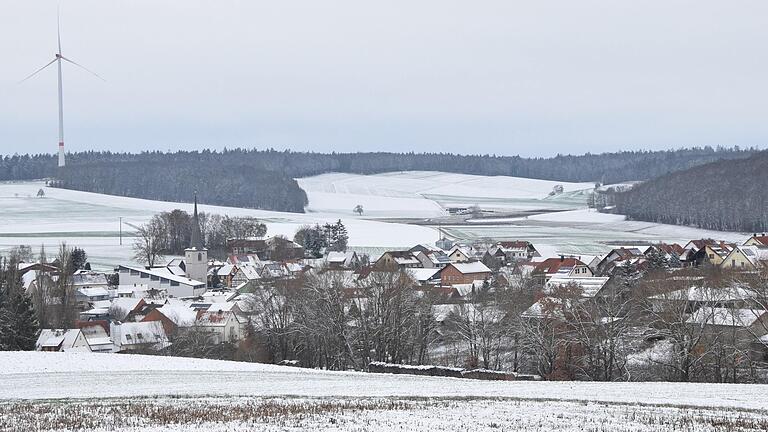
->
xmin=533 ymin=258 xmax=586 ymax=275
xmin=445 ymin=262 xmax=492 ymax=275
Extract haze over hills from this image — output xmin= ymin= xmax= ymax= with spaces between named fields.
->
xmin=0 ymin=146 xmax=756 ymax=213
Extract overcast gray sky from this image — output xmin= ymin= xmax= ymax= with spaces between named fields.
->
xmin=1 ymin=1 xmax=766 ymax=157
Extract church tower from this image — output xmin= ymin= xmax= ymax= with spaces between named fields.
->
xmin=184 ymin=192 xmax=208 ymax=286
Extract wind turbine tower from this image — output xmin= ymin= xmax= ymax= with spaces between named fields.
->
xmin=21 ymin=8 xmax=103 ymax=168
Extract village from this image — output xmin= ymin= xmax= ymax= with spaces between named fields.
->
xmin=9 ymin=195 xmax=764 ymax=384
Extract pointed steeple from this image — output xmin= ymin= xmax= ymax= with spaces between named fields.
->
xmin=190 ymin=191 xmax=204 ymax=250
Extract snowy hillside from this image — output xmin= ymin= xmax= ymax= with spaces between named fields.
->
xmin=298 ymin=171 xmax=595 ymax=215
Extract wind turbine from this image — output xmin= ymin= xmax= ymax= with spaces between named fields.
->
xmin=20 ymin=7 xmax=104 ymax=168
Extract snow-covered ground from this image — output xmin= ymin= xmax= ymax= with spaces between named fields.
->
xmin=0 ymin=173 xmax=750 ymax=270
xmin=3 ymin=352 xmax=768 ymax=409
xmin=297 ymin=171 xmax=594 ymax=215
xmin=2 ymin=352 xmax=767 ymax=431
xmin=0 ymin=181 xmax=439 ymax=268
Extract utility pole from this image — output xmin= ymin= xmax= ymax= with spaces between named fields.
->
xmin=119 ymin=217 xmax=122 ymax=245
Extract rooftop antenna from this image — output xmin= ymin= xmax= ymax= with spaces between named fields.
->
xmin=20 ymin=4 xmax=104 ymax=168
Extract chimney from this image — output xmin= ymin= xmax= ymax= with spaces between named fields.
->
xmin=560 ymin=255 xmax=564 ymax=262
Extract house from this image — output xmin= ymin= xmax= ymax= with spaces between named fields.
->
xmin=649 ymin=285 xmax=760 ymax=313
xmin=72 ymin=270 xmax=110 ymax=290
xmin=409 ymin=267 xmax=442 ymax=285
xmin=260 ymin=262 xmax=291 ymax=279
xmin=118 ymin=265 xmax=206 ymax=298
xmin=231 ymin=263 xmax=262 ymax=287
xmin=227 ymin=238 xmax=267 ymax=256
xmin=36 ymin=329 xmax=91 ymax=352
xmin=375 ymin=251 xmax=422 ymax=270
xmin=643 ymin=243 xmax=685 ymax=264
xmin=195 ymin=310 xmax=248 ymax=344
xmin=533 ymin=257 xmax=592 ymax=282
xmin=744 ymin=234 xmax=768 ymax=247
xmin=494 ymin=241 xmax=540 ymax=261
xmin=110 ymin=321 xmax=170 ymax=352
xmin=693 ymin=242 xmax=736 ymax=267
xmin=75 ymin=287 xmax=110 ymax=308
xmin=594 ymin=248 xmax=644 ymax=275
xmin=447 ymin=245 xmax=474 ymax=263
xmin=686 ymin=307 xmax=768 ymax=358
xmin=264 ymin=236 xmax=305 ymax=260
xmin=141 ymin=304 xmax=198 ymax=337
xmin=211 ymin=264 xmax=238 ymax=287
xmin=78 ymin=323 xmax=114 ymax=353
xmin=439 ymin=262 xmax=492 ymax=286
xmin=325 ymin=251 xmax=360 ymax=269
xmin=720 ymin=245 xmax=768 ymax=271
xmin=414 ymin=250 xmax=451 ymax=269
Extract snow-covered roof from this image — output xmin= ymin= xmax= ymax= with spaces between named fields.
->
xmin=545 ymin=276 xmax=611 ymax=298
xmin=158 ymin=304 xmax=198 ymax=327
xmin=77 ymin=287 xmax=110 ymax=298
xmin=408 ymin=268 xmax=440 ymax=282
xmin=448 ymin=262 xmax=492 ymax=274
xmin=686 ymin=307 xmax=767 ymax=327
xmin=114 ymin=321 xmax=168 ymax=346
xmin=216 ymin=264 xmax=235 ymax=276
xmin=237 ymin=264 xmax=261 ymax=280
xmin=111 ymin=297 xmax=144 ymax=314
xmin=650 ymin=286 xmax=756 ymax=302
xmin=120 ymin=265 xmax=205 ymax=287
xmin=72 ymin=271 xmax=109 ymax=286
xmin=36 ymin=329 xmax=85 ymax=351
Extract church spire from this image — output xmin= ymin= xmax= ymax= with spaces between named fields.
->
xmin=190 ymin=191 xmax=204 ymax=250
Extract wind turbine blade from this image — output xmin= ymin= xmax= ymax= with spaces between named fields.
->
xmin=57 ymin=3 xmax=62 ymax=54
xmin=18 ymin=58 xmax=58 ymax=83
xmin=60 ymin=56 xmax=106 ymax=81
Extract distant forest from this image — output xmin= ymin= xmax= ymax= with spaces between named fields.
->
xmin=616 ymin=151 xmax=768 ymax=232
xmin=0 ymin=146 xmax=757 ymax=213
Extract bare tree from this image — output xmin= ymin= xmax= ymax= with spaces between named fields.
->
xmin=133 ymin=217 xmax=167 ymax=267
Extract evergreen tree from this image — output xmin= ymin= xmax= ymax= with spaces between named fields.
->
xmin=0 ymin=289 xmax=39 ymax=351
xmin=69 ymin=247 xmax=88 ymax=271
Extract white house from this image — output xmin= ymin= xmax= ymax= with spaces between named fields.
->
xmin=195 ymin=310 xmax=248 ymax=344
xmin=36 ymin=329 xmax=91 ymax=352
xmin=110 ymin=321 xmax=170 ymax=352
xmin=118 ymin=265 xmax=206 ymax=298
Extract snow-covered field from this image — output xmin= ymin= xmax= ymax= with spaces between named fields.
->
xmin=2 ymin=352 xmax=767 ymax=431
xmin=0 ymin=172 xmax=749 ymax=270
xmin=297 ymin=171 xmax=594 ymax=215
xmin=0 ymin=181 xmax=439 ymax=269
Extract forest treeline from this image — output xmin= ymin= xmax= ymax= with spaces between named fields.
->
xmin=53 ymin=161 xmax=308 ymax=213
xmin=616 ymin=151 xmax=768 ymax=232
xmin=0 ymin=146 xmax=756 ymax=212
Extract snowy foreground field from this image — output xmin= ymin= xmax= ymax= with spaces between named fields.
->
xmin=2 ymin=352 xmax=768 ymax=431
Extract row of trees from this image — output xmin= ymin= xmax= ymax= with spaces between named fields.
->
xmin=293 ymin=221 xmax=349 ymax=257
xmin=133 ymin=210 xmax=268 ymax=265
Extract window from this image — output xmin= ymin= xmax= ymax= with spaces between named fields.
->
xmin=126 ymin=334 xmax=132 ymax=341
xmin=170 ymin=281 xmax=180 ymax=287
xmin=198 ymin=253 xmax=202 ymax=261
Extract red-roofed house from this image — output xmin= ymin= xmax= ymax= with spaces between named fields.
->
xmin=533 ymin=257 xmax=592 ymax=282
